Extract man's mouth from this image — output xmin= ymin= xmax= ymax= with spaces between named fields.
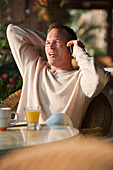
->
xmin=48 ymin=52 xmax=56 ymax=57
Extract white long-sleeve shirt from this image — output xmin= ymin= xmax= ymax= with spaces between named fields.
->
xmin=7 ymin=24 xmax=109 ymax=128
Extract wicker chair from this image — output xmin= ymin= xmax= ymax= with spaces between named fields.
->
xmin=0 ymin=90 xmax=112 ymax=136
xmin=81 ymin=92 xmax=112 ymax=136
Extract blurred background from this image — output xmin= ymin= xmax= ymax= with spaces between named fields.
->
xmin=0 ymin=0 xmax=113 ymax=127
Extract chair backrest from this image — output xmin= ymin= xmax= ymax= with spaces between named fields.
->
xmin=0 ymin=89 xmax=22 ymax=111
xmin=81 ymin=92 xmax=112 ymax=136
xmin=0 ymin=90 xmax=112 ymax=136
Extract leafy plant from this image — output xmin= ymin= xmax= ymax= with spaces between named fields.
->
xmin=0 ymin=22 xmax=22 ymax=103
xmin=67 ymin=10 xmax=106 ymax=57
xmin=0 ymin=23 xmax=11 ymax=66
xmin=0 ymin=71 xmax=22 ymax=103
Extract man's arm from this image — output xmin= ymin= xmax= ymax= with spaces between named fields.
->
xmin=67 ymin=40 xmax=110 ymax=97
xmin=7 ymin=24 xmax=46 ymax=77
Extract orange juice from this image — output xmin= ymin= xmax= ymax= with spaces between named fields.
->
xmin=25 ymin=110 xmax=40 ymax=123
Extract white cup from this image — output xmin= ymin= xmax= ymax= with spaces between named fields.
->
xmin=0 ymin=107 xmax=19 ymax=131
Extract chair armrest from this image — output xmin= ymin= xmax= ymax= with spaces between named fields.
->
xmin=80 ymin=127 xmax=103 ymax=136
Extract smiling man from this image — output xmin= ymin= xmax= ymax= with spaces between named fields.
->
xmin=45 ymin=28 xmax=73 ymax=72
xmin=6 ymin=23 xmax=109 ymax=128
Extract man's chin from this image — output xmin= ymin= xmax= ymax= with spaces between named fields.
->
xmin=48 ymin=60 xmax=56 ymax=66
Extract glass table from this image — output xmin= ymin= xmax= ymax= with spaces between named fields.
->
xmin=0 ymin=124 xmax=79 ymax=155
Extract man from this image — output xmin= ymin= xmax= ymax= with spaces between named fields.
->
xmin=7 ymin=23 xmax=109 ymax=128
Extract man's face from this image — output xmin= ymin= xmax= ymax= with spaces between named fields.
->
xmin=45 ymin=28 xmax=72 ymax=71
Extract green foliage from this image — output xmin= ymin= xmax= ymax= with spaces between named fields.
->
xmin=0 ymin=78 xmax=3 ymax=102
xmin=77 ymin=23 xmax=101 ymax=42
xmin=77 ymin=22 xmax=105 ymax=57
xmin=67 ymin=10 xmax=106 ymax=57
xmin=60 ymin=0 xmax=66 ymax=7
xmin=0 ymin=70 xmax=23 ymax=102
xmin=0 ymin=23 xmax=8 ymax=49
xmin=0 ymin=0 xmax=9 ymax=4
xmin=0 ymin=23 xmax=12 ymax=68
xmin=0 ymin=77 xmax=8 ymax=102
xmin=16 ymin=79 xmax=23 ymax=89
xmin=87 ymin=44 xmax=105 ymax=58
xmin=0 ymin=22 xmax=22 ymax=103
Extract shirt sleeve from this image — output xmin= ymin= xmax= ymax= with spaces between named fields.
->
xmin=6 ymin=24 xmax=46 ymax=77
xmin=75 ymin=48 xmax=110 ymax=97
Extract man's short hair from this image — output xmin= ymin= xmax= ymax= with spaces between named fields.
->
xmin=47 ymin=23 xmax=77 ymax=42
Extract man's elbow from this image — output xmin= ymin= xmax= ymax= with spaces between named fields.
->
xmin=82 ymin=85 xmax=98 ymax=98
xmin=6 ymin=24 xmax=14 ymax=37
xmin=81 ymin=76 xmax=99 ymax=98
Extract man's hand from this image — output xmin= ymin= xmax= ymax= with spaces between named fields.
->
xmin=67 ymin=40 xmax=85 ymax=58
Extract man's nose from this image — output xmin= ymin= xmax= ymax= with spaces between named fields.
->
xmin=50 ymin=42 xmax=55 ymax=49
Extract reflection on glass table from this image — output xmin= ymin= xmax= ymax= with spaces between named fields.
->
xmin=0 ymin=124 xmax=79 ymax=154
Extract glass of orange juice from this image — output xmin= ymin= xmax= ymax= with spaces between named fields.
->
xmin=24 ymin=106 xmax=41 ymax=130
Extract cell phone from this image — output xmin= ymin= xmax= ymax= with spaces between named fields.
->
xmin=69 ymin=45 xmax=73 ymax=53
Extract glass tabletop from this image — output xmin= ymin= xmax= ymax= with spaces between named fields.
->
xmin=0 ymin=124 xmax=79 ymax=152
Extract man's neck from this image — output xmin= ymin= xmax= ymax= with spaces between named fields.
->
xmin=51 ymin=65 xmax=73 ymax=73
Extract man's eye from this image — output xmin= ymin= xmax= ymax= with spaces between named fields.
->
xmin=55 ymin=40 xmax=60 ymax=44
xmin=46 ymin=42 xmax=50 ymax=45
